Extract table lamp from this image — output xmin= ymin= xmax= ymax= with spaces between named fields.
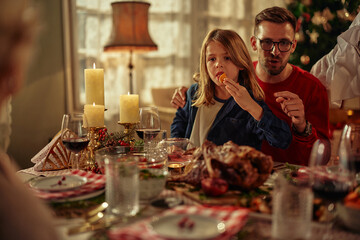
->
xmin=104 ymin=1 xmax=158 ymax=93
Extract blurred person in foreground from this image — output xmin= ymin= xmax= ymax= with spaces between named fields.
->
xmin=171 ymin=7 xmax=330 ymax=166
xmin=0 ymin=0 xmax=59 ymax=239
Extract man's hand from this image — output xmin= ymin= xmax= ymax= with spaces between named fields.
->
xmin=170 ymin=86 xmax=188 ymax=109
xmin=274 ymin=91 xmax=306 ymax=132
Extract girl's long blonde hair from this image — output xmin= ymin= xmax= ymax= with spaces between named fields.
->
xmin=193 ymin=28 xmax=264 ymax=107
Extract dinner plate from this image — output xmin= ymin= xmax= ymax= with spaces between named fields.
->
xmin=50 ymin=189 xmax=105 ymax=203
xmin=149 ymin=214 xmax=226 ymax=239
xmin=29 ymin=175 xmax=87 ymax=192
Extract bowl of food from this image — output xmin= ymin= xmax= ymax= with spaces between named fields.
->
xmin=163 ymin=138 xmax=194 ymax=151
xmin=139 ymin=166 xmax=168 ymax=203
xmin=337 ymin=186 xmax=360 ymax=233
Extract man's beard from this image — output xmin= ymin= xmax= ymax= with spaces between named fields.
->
xmin=259 ymin=56 xmax=286 ymax=76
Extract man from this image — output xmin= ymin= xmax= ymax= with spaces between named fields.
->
xmin=171 ymin=7 xmax=330 ymax=166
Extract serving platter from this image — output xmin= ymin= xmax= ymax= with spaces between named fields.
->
xmin=169 ymin=182 xmax=272 ymax=213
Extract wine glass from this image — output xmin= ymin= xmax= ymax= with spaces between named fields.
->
xmin=309 ymin=129 xmax=356 ymax=239
xmin=61 ymin=113 xmax=90 ymax=170
xmin=136 ymin=107 xmax=161 ymax=140
xmin=348 ymin=123 xmax=360 ymax=182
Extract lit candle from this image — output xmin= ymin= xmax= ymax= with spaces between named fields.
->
xmin=85 ymin=63 xmax=104 ymax=105
xmin=119 ymin=94 xmax=139 ymax=123
xmin=84 ymin=103 xmax=105 ymax=127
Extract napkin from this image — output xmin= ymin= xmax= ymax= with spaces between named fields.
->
xmin=108 ymin=205 xmax=250 ymax=240
xmin=31 ymin=131 xmax=71 ymax=171
xmin=311 ymin=12 xmax=360 ymax=107
xmin=30 ymin=170 xmax=105 ymax=201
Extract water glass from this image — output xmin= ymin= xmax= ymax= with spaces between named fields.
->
xmin=272 ymin=172 xmax=313 ymax=240
xmin=95 ymin=146 xmax=139 ymax=218
xmin=140 ymin=130 xmax=168 ymax=204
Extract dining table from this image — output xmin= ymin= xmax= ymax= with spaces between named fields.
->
xmin=18 ymin=162 xmax=360 ymax=240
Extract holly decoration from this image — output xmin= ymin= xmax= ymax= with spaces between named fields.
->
xmin=96 ymin=128 xmax=143 ymax=149
xmin=287 ymin=0 xmax=360 ymax=71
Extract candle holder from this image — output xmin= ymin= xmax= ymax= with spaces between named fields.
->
xmin=118 ymin=122 xmax=139 ymax=147
xmin=84 ymin=126 xmax=105 ymax=171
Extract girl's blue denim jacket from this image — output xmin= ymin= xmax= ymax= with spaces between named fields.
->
xmin=170 ymin=83 xmax=292 ymax=150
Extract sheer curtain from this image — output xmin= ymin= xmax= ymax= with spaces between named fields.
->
xmin=68 ymin=0 xmax=284 ymax=132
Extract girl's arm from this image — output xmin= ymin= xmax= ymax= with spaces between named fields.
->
xmin=224 ymin=78 xmax=263 ymax=120
xmin=224 ymin=78 xmax=291 ymax=149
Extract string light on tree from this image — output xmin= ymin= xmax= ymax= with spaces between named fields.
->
xmin=286 ymin=0 xmax=360 ymax=70
xmin=300 ymin=55 xmax=310 ymax=65
xmin=306 ymin=30 xmax=319 ymax=44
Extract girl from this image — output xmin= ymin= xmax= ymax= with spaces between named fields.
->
xmin=171 ymin=28 xmax=291 ymax=150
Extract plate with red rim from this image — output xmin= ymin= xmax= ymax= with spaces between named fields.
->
xmin=29 ymin=175 xmax=87 ymax=192
xmin=148 ymin=213 xmax=226 ymax=239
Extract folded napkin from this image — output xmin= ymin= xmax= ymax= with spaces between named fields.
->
xmin=31 ymin=131 xmax=72 ymax=171
xmin=108 ymin=205 xmax=250 ymax=240
xmin=31 ymin=170 xmax=105 ymax=201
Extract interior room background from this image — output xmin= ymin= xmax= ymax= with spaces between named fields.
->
xmin=4 ymin=0 xmax=359 ymax=169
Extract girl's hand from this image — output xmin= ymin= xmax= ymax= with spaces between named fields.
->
xmin=224 ymin=78 xmax=263 ymax=120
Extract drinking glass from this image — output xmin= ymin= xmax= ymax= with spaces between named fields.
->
xmin=136 ymin=107 xmax=161 ymax=139
xmin=95 ymin=146 xmax=139 ymax=220
xmin=140 ymin=130 xmax=169 ymax=205
xmin=310 ymin=131 xmax=357 ymax=239
xmin=61 ymin=113 xmax=89 ymax=170
xmin=348 ymin=123 xmax=360 ymax=182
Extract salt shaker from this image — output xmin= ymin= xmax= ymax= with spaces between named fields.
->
xmin=271 ymin=171 xmax=313 ymax=239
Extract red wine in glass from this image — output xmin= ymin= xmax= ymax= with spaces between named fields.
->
xmin=312 ymin=178 xmax=352 ymax=202
xmin=62 ymin=137 xmax=90 ymax=153
xmin=61 ymin=113 xmax=89 ymax=170
xmin=136 ymin=129 xmax=160 ymax=139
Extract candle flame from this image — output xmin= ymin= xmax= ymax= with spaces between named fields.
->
xmin=93 ymin=63 xmax=96 ymax=69
xmin=93 ymin=102 xmax=95 ymax=106
xmin=127 ymin=92 xmax=130 ymax=95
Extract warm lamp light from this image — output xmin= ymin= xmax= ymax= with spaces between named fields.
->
xmin=104 ymin=1 xmax=157 ymax=93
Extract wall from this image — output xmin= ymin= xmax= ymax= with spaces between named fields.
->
xmin=8 ymin=0 xmax=66 ymax=169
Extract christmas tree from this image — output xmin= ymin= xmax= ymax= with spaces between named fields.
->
xmin=286 ymin=0 xmax=360 ymax=71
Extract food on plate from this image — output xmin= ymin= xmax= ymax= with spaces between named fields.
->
xmin=219 ymin=72 xmax=227 ymax=83
xmin=344 ymin=186 xmax=360 ymax=209
xmin=166 ymin=143 xmax=195 ymax=163
xmin=170 ymin=140 xmax=273 ymax=193
xmin=201 ymin=178 xmax=228 ymax=197
xmin=177 ymin=216 xmax=195 ymax=229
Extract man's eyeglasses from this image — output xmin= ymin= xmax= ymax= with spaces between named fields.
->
xmin=255 ymin=37 xmax=293 ymax=52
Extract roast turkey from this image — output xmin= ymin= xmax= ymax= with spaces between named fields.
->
xmin=170 ymin=140 xmax=273 ymax=190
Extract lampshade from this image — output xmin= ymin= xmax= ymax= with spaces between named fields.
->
xmin=104 ymin=1 xmax=157 ymax=52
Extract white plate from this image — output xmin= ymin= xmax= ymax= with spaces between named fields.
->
xmin=29 ymin=175 xmax=87 ymax=192
xmin=51 ymin=189 xmax=105 ymax=203
xmin=149 ymin=214 xmax=226 ymax=239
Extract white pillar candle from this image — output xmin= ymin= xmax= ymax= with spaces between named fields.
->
xmin=119 ymin=94 xmax=139 ymax=123
xmin=85 ymin=65 xmax=104 ymax=105
xmin=84 ymin=103 xmax=105 ymax=127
